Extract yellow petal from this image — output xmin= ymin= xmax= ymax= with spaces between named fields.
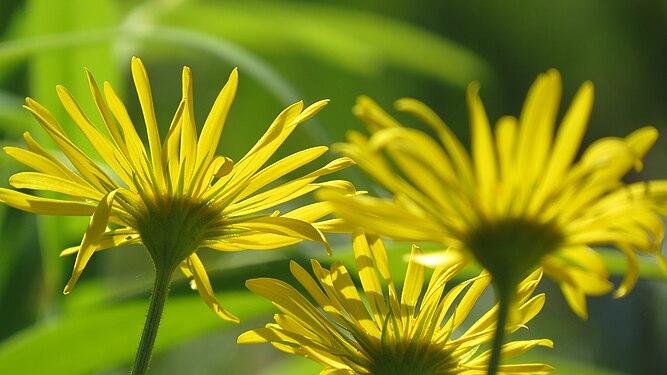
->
xmin=351 ymin=232 xmax=387 ymax=320
xmin=4 ymin=145 xmax=84 ymax=184
xmin=329 ymin=263 xmax=379 ymax=336
xmin=245 ymin=277 xmax=337 ymax=337
xmin=235 ymin=146 xmax=328 ymax=201
xmin=400 ymin=245 xmax=425 ymax=316
xmin=0 ymin=188 xmax=95 ymax=216
xmin=131 ymin=57 xmax=164 ymax=187
xmin=10 ymin=172 xmax=103 ymax=199
xmin=56 ymin=85 xmax=133 ymax=185
xmin=467 ymin=83 xmax=497 ymax=216
xmin=235 ymin=216 xmax=331 ymax=255
xmin=394 ymin=98 xmax=474 ymax=187
xmin=516 ymin=70 xmax=561 ymax=188
xmin=85 ymin=68 xmax=129 ymax=158
xmin=469 ymin=338 xmax=554 ymax=364
xmin=103 ymin=81 xmax=152 ymax=188
xmin=186 ymin=253 xmax=239 ymax=322
xmin=60 ymin=229 xmax=139 ymax=256
xmin=289 ymin=260 xmax=350 ymax=328
xmin=161 ymin=99 xmax=187 ymax=190
xmin=626 ymin=126 xmax=658 ymax=171
xmin=538 ymin=81 xmax=593 ymax=195
xmin=64 ymin=190 xmax=119 ymax=294
xmin=353 ymin=95 xmax=402 ymax=132
xmin=205 ymin=101 xmax=302 ymax=197
xmin=24 ymin=99 xmax=118 ymax=192
xmin=180 ymin=66 xmax=198 ymax=179
xmin=195 ymin=68 xmax=238 ymax=169
xmin=319 ymin=190 xmax=449 ymax=244
xmin=614 ymin=244 xmax=640 ymax=298
xmin=292 ymin=99 xmax=329 ymax=125
xmin=561 ymin=283 xmax=588 ymax=319
xmin=226 ymin=157 xmax=354 ymax=216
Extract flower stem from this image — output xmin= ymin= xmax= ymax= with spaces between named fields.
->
xmin=131 ymin=265 xmax=173 ymax=375
xmin=487 ymin=284 xmax=513 ymax=375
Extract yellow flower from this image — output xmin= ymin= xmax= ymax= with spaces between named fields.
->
xmin=0 ymin=57 xmax=354 ymax=322
xmin=239 ymin=232 xmax=554 ymax=375
xmin=322 ymin=70 xmax=667 ymax=318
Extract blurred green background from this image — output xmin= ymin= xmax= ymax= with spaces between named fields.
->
xmin=0 ymin=0 xmax=665 ymax=374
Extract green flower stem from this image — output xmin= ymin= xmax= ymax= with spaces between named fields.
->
xmin=487 ymin=284 xmax=514 ymax=375
xmin=131 ymin=265 xmax=174 ymax=375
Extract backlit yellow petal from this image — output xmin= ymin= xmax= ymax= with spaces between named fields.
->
xmin=180 ymin=66 xmax=198 ymax=180
xmin=10 ymin=172 xmax=103 ymax=199
xmin=467 ymin=83 xmax=497 ymax=216
xmin=236 ymin=216 xmax=330 ymax=254
xmin=103 ymin=81 xmax=152 ymax=185
xmin=24 ymin=100 xmax=118 ymax=192
xmin=186 ymin=253 xmax=239 ymax=322
xmin=394 ymin=97 xmax=474 ymax=187
xmin=131 ymin=57 xmax=164 ymax=188
xmin=0 ymin=188 xmax=95 ymax=216
xmin=516 ymin=70 xmax=560 ymax=188
xmin=235 ymin=146 xmax=328 ymax=201
xmin=56 ymin=85 xmax=133 ymax=185
xmin=196 ymin=68 xmax=238 ymax=168
xmin=351 ymin=232 xmax=387 ymax=321
xmin=64 ymin=190 xmax=118 ymax=294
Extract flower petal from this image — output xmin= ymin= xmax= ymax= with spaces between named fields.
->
xmin=186 ymin=253 xmax=239 ymax=322
xmin=56 ymin=84 xmax=133 ymax=185
xmin=131 ymin=57 xmax=164 ymax=187
xmin=0 ymin=188 xmax=95 ymax=216
xmin=467 ymin=83 xmax=497 ymax=216
xmin=195 ymin=68 xmax=238 ymax=169
xmin=235 ymin=216 xmax=331 ymax=254
xmin=64 ymin=189 xmax=118 ymax=294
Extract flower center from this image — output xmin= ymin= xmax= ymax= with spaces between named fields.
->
xmin=465 ymin=217 xmax=563 ymax=290
xmin=135 ymin=197 xmax=217 ymax=271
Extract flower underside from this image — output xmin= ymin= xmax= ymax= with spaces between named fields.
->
xmin=0 ymin=57 xmax=356 ymax=321
xmin=323 ymin=69 xmax=667 ymax=318
xmin=465 ymin=217 xmax=564 ymax=289
xmin=366 ymin=336 xmax=460 ymax=375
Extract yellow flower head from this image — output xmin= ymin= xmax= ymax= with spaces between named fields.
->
xmin=239 ymin=232 xmax=554 ymax=375
xmin=0 ymin=57 xmax=354 ymax=322
xmin=323 ymin=70 xmax=667 ymax=318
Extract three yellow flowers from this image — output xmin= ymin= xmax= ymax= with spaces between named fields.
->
xmin=1 ymin=58 xmax=664 ymax=374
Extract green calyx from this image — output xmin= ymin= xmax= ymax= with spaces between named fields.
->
xmin=368 ymin=340 xmax=461 ymax=375
xmin=135 ymin=196 xmax=216 ymax=271
xmin=465 ymin=217 xmax=563 ymax=291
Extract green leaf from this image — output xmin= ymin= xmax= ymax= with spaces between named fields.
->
xmin=21 ymin=0 xmax=121 ymax=319
xmin=0 ymin=291 xmax=268 ymax=375
xmin=0 ymin=91 xmax=31 ymax=137
xmin=158 ymin=1 xmax=491 ymax=89
xmin=24 ymin=0 xmax=120 ymax=146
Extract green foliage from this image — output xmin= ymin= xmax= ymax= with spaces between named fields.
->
xmin=0 ymin=291 xmax=268 ymax=374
